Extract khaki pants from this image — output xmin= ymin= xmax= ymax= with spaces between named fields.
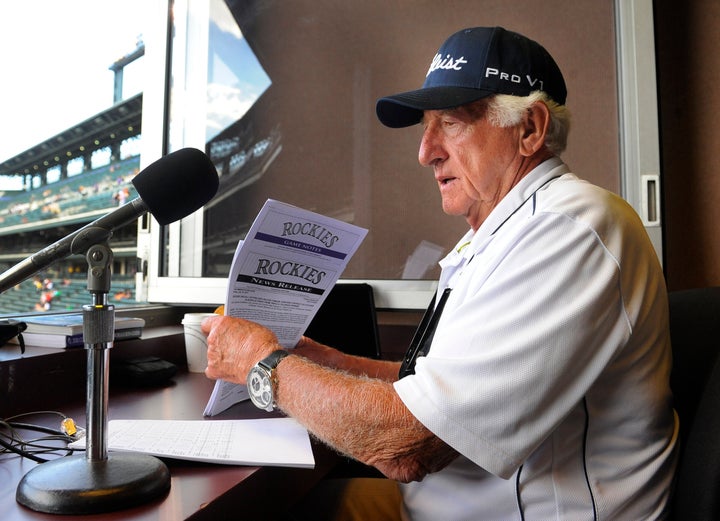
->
xmin=290 ymin=478 xmax=404 ymax=521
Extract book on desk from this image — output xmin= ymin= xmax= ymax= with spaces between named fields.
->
xmin=8 ymin=314 xmax=144 ymax=348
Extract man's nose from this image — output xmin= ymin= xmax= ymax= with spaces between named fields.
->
xmin=418 ymin=127 xmax=446 ymax=167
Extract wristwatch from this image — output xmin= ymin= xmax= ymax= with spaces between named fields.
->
xmin=247 ymin=350 xmax=290 ymax=411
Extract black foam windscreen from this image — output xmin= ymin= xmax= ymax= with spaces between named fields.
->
xmin=131 ymin=148 xmax=219 ymax=225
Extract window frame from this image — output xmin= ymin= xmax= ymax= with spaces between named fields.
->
xmin=140 ymin=0 xmax=660 ymax=310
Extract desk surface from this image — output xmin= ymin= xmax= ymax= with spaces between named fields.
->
xmin=1 ymin=371 xmax=337 ymax=520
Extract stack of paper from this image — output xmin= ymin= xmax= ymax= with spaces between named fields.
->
xmin=204 ymin=199 xmax=367 ymax=416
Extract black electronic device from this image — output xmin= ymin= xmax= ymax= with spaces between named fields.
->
xmin=0 ymin=319 xmax=26 ymax=353
xmin=111 ymin=356 xmax=178 ymax=387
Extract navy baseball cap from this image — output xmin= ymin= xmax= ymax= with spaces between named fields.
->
xmin=376 ymin=27 xmax=567 ymax=128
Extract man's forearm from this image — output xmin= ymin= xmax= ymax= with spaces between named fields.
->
xmin=275 ymin=354 xmax=458 ymax=482
xmin=293 ymin=336 xmax=401 ymax=382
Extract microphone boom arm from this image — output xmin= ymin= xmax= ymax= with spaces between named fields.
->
xmin=0 ymin=198 xmax=149 ymax=294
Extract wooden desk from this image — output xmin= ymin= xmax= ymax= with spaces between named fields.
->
xmin=1 ymin=340 xmax=338 ymax=520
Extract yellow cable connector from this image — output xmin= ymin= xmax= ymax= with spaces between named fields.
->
xmin=61 ymin=417 xmax=77 ymax=436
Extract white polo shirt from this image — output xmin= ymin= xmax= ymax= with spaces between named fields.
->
xmin=394 ymin=158 xmax=679 ymax=520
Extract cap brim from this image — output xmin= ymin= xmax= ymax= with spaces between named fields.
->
xmin=376 ymin=86 xmax=494 ymax=128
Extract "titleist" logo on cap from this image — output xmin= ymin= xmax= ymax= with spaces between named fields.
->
xmin=427 ymin=53 xmax=468 ymax=77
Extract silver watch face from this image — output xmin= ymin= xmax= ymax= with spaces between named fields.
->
xmin=248 ymin=366 xmax=274 ymax=411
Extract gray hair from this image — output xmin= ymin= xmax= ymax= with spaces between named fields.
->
xmin=486 ymin=92 xmax=571 ymax=155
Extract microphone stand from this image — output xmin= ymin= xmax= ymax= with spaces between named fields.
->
xmin=16 ymin=240 xmax=170 ymax=514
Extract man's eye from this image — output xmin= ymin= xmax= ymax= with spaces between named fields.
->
xmin=443 ymin=120 xmax=465 ymax=133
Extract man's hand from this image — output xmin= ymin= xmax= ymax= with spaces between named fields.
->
xmin=201 ymin=315 xmax=283 ymax=384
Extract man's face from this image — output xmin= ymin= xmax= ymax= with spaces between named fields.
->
xmin=418 ymin=101 xmax=522 ymax=231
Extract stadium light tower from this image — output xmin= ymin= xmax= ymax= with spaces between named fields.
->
xmin=108 ymin=37 xmax=145 ymax=104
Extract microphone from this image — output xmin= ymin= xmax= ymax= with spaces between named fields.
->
xmin=0 ymin=148 xmax=219 ymax=294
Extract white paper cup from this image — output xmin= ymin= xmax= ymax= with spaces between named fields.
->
xmin=181 ymin=313 xmax=216 ymax=372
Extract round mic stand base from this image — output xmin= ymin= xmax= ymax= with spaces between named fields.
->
xmin=16 ymin=241 xmax=170 ymax=514
xmin=16 ymin=452 xmax=170 ymax=515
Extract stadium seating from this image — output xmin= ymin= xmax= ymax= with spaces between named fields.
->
xmin=0 ymin=277 xmax=137 ymax=315
xmin=0 ymin=155 xmax=140 ymax=229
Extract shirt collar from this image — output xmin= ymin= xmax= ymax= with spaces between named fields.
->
xmin=455 ymin=157 xmax=569 ymax=258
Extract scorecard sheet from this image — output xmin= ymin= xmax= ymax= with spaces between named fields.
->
xmin=69 ymin=417 xmax=315 ymax=468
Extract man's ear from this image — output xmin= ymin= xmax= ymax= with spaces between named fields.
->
xmin=519 ymin=101 xmax=550 ymax=157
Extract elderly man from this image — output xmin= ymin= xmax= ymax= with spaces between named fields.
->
xmin=203 ymin=27 xmax=678 ymax=520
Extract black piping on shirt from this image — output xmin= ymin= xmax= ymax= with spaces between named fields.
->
xmin=514 ymin=398 xmax=599 ymax=520
xmin=582 ymin=397 xmax=599 ymax=521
